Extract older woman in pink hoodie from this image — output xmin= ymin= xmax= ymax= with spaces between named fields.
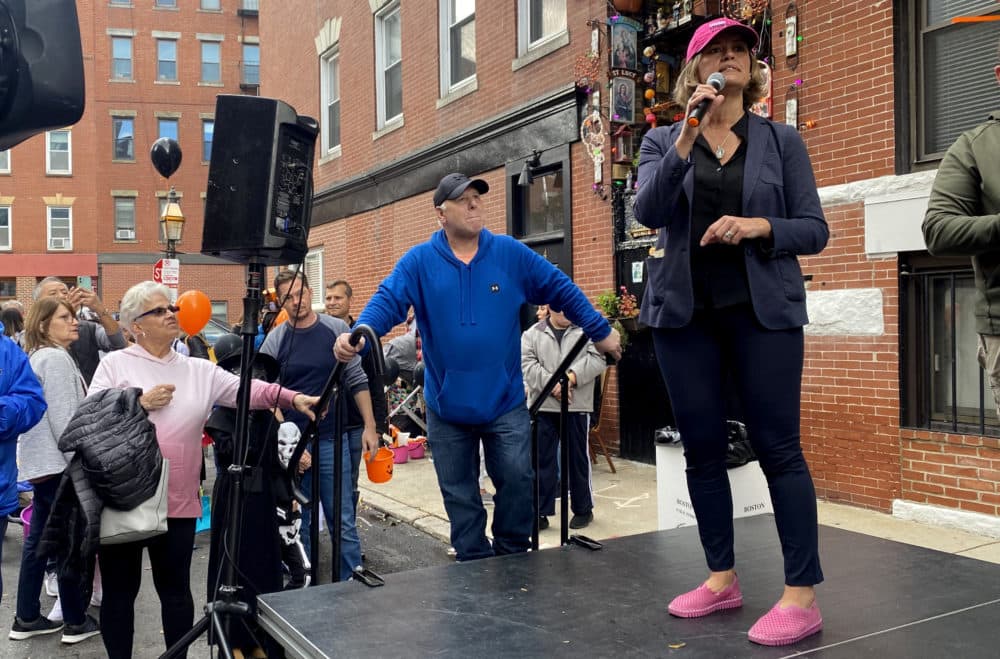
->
xmin=89 ymin=281 xmax=319 ymax=659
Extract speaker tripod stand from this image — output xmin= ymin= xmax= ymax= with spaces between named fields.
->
xmin=160 ymin=261 xmax=271 ymax=659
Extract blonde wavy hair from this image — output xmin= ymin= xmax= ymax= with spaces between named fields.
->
xmin=672 ymin=54 xmax=768 ymax=111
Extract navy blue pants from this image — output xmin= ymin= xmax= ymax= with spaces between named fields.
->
xmin=536 ymin=412 xmax=593 ymax=516
xmin=651 ymin=304 xmax=823 ymax=587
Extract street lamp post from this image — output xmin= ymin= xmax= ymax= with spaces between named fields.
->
xmin=160 ymin=185 xmax=185 ymax=259
xmin=151 ymin=138 xmax=183 ymax=300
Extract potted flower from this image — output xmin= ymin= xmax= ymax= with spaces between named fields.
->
xmin=597 ymin=286 xmax=642 ymax=338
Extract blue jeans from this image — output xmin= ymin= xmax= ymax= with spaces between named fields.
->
xmin=426 ymin=405 xmax=534 ymax=561
xmin=299 ymin=434 xmax=361 ymax=580
xmin=0 ymin=514 xmax=7 ymax=601
xmin=347 ymin=426 xmax=362 ymax=510
xmin=16 ymin=476 xmax=87 ymax=624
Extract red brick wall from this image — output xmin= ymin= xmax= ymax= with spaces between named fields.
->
xmin=771 ymin=1 xmax=896 ymax=187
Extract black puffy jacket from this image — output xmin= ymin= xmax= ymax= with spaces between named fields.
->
xmin=39 ymin=387 xmax=162 ymax=599
xmin=59 ymin=387 xmax=162 ymax=508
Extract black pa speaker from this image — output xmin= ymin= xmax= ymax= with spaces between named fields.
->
xmin=202 ymin=95 xmax=319 ymax=265
xmin=0 ymin=0 xmax=85 ymax=150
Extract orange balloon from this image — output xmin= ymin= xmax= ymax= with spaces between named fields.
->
xmin=175 ymin=290 xmax=212 ymax=336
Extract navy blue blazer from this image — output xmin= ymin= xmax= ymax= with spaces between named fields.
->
xmin=634 ymin=113 xmax=828 ymax=330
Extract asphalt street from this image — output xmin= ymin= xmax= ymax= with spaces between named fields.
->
xmin=0 ymin=500 xmax=452 ymax=658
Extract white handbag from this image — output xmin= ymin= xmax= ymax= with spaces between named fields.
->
xmin=99 ymin=459 xmax=169 ymax=545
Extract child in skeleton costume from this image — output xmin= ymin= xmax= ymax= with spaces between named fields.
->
xmin=275 ymin=421 xmax=309 ymax=589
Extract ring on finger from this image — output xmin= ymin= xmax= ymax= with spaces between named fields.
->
xmin=723 ymin=230 xmax=734 ymax=240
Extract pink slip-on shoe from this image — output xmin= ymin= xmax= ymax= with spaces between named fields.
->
xmin=667 ymin=576 xmax=743 ymax=618
xmin=747 ymin=601 xmax=823 ymax=646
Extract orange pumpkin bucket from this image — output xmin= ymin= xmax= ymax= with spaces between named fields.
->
xmin=363 ymin=447 xmax=394 ymax=483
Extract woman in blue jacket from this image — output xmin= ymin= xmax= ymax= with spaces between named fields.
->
xmin=634 ymin=18 xmax=828 ymax=647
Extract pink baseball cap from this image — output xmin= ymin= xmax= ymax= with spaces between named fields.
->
xmin=686 ymin=17 xmax=759 ymax=62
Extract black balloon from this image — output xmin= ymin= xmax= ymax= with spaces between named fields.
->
xmin=150 ymin=137 xmax=182 ymax=178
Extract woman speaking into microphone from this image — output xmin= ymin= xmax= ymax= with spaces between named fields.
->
xmin=633 ymin=18 xmax=828 ymax=647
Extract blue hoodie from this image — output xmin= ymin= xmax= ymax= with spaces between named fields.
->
xmin=357 ymin=229 xmax=610 ymax=424
xmin=0 ymin=327 xmax=47 ymax=515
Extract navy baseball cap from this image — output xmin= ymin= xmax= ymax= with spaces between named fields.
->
xmin=433 ymin=173 xmax=489 ymax=207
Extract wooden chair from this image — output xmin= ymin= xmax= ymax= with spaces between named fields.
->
xmin=588 ymin=369 xmax=616 ymax=473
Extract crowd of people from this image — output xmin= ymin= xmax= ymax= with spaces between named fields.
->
xmin=8 ymin=17 xmax=992 ymax=655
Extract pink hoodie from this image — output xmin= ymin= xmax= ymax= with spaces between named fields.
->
xmin=90 ymin=344 xmax=300 ymax=517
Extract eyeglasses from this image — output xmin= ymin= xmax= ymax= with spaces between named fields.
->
xmin=134 ymin=305 xmax=179 ymax=322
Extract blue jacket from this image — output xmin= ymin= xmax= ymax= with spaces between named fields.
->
xmin=634 ymin=113 xmax=828 ymax=330
xmin=357 ymin=228 xmax=610 ymax=424
xmin=0 ymin=328 xmax=47 ymax=515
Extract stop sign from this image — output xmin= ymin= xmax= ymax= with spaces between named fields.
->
xmin=153 ymin=258 xmax=164 ymax=283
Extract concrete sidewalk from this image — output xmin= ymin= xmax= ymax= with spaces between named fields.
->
xmin=359 ymin=450 xmax=1000 ymax=563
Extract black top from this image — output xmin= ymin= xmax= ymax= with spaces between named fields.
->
xmin=689 ymin=113 xmax=752 ymax=310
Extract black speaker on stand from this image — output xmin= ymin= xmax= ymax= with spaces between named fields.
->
xmin=202 ymin=95 xmax=318 ymax=266
xmin=162 ymin=96 xmax=319 ymax=659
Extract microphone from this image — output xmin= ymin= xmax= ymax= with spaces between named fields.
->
xmin=686 ymin=72 xmax=727 ymax=128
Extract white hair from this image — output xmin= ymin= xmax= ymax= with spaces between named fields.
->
xmin=119 ymin=281 xmax=172 ymax=328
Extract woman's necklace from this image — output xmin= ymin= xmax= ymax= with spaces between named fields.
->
xmin=712 ymin=131 xmax=734 ymax=160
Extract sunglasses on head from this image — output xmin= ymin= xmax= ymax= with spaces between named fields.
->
xmin=134 ymin=304 xmax=179 ymax=322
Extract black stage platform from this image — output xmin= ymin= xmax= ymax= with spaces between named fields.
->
xmin=257 ymin=516 xmax=1000 ymax=657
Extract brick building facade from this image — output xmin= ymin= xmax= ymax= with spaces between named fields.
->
xmin=0 ymin=0 xmax=260 ymax=323
xmin=258 ymin=1 xmax=1000 ymax=531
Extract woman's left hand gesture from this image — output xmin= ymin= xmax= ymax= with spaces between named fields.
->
xmin=701 ymin=215 xmax=772 ymax=247
xmin=292 ymin=394 xmax=320 ymax=421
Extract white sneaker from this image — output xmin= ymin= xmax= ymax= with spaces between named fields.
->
xmin=48 ymin=597 xmax=63 ymax=623
xmin=44 ymin=571 xmax=58 ymax=598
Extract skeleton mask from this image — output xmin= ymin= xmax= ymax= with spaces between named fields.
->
xmin=277 ymin=421 xmax=302 ymax=469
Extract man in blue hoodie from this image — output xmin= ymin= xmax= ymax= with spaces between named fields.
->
xmin=334 ymin=173 xmax=622 ymax=561
xmin=0 ymin=322 xmax=47 ymax=602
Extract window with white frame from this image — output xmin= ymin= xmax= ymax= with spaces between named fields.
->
xmin=320 ymin=47 xmax=341 ymax=153
xmin=242 ymin=44 xmax=259 ymax=85
xmin=157 ymin=39 xmax=178 ymax=81
xmin=201 ymin=0 xmax=221 ymax=10
xmin=440 ymin=0 xmax=476 ymax=94
xmin=210 ymin=300 xmax=228 ymax=324
xmin=112 ymin=37 xmax=133 ymax=80
xmin=908 ymin=1 xmax=999 ymax=163
xmin=201 ymin=41 xmax=222 ymax=83
xmin=0 ymin=207 xmax=10 ymax=250
xmin=158 ymin=118 xmax=179 ymax=141
xmin=304 ymin=249 xmax=324 ymax=308
xmin=46 ymin=130 xmax=71 ymax=175
xmin=202 ymin=120 xmax=214 ymax=162
xmin=375 ymin=2 xmax=402 ymax=128
xmin=0 ymin=150 xmax=9 ymax=173
xmin=113 ymin=116 xmax=134 ymax=160
xmin=517 ymin=0 xmax=566 ymax=55
xmin=47 ymin=206 xmax=72 ymax=250
xmin=156 ymin=0 xmax=177 ymax=8
xmin=114 ymin=198 xmax=136 ymax=241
